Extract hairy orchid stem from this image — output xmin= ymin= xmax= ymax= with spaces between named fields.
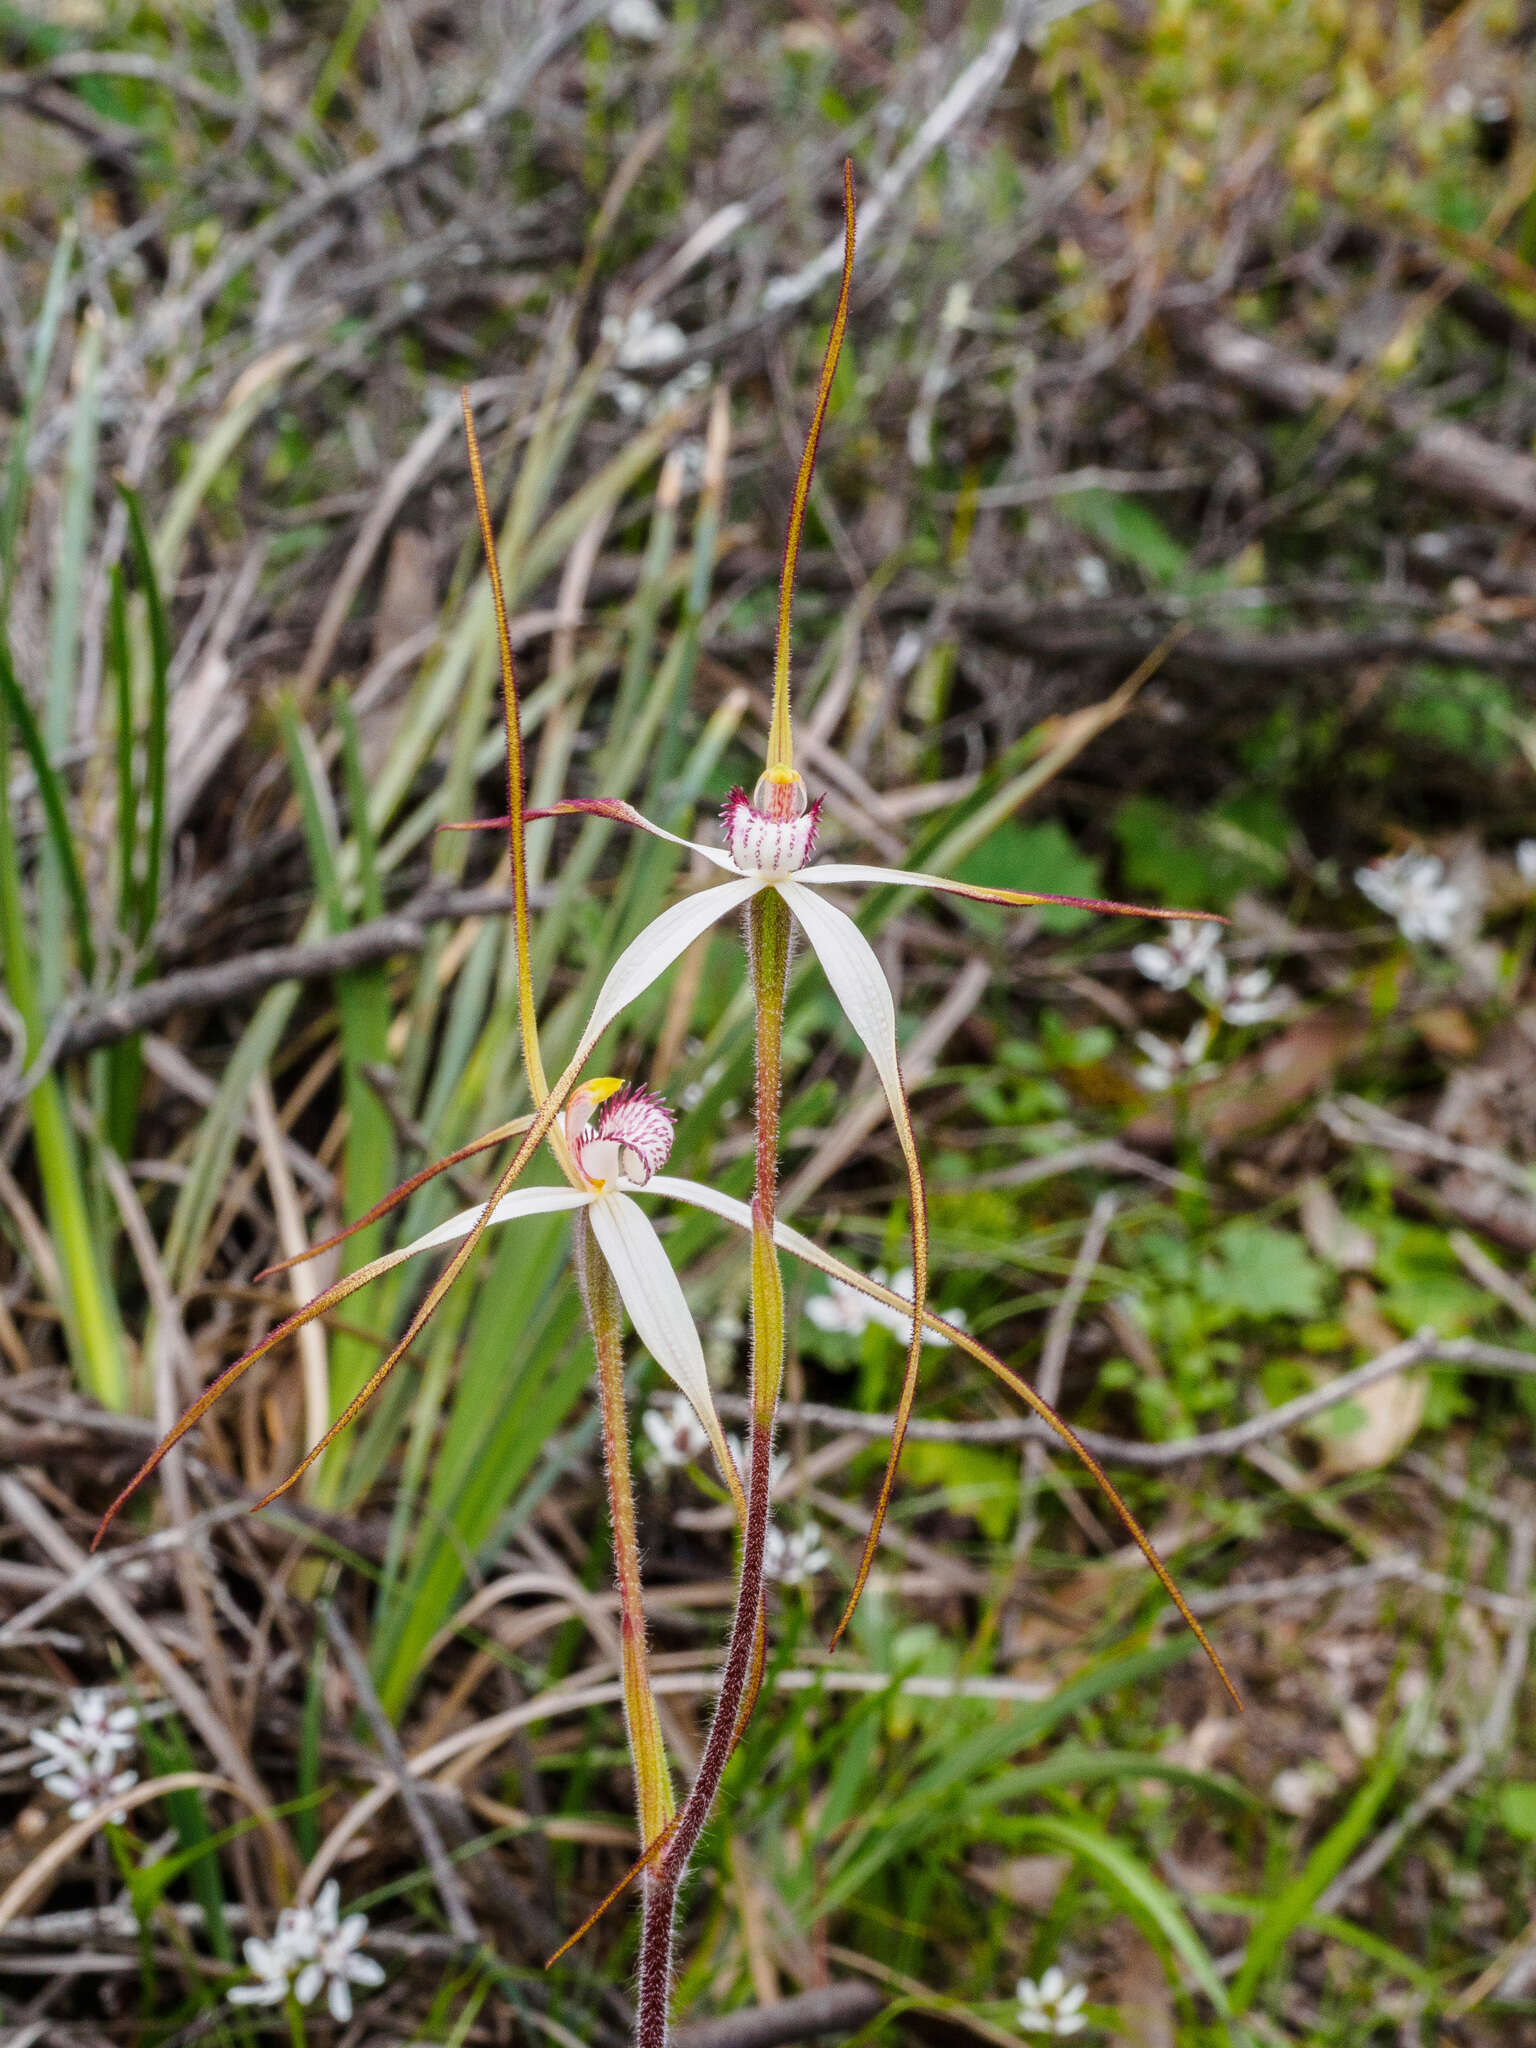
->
xmin=574 ymin=1211 xmax=675 ymax=1848
xmin=766 ymin=160 xmax=854 ymax=777
xmin=634 ymin=888 xmax=792 ymax=2048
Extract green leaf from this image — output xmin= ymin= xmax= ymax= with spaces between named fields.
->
xmin=117 ymin=483 xmax=170 ymax=947
xmin=1387 ymin=664 xmax=1520 ymax=769
xmin=899 ymin=1438 xmax=1019 ymax=1541
xmin=1059 ymin=487 xmax=1190 ymax=586
xmin=1114 ymin=790 xmax=1289 ymax=911
xmin=1498 ymin=1783 xmax=1536 ymax=1841
xmin=1372 ymin=1219 xmax=1486 ymax=1337
xmin=0 ymin=637 xmax=95 ymax=979
xmin=1200 ymin=1221 xmax=1328 ymax=1322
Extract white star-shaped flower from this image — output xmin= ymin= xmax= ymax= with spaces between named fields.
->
xmin=763 ymin=1521 xmax=832 ymax=1586
xmin=1016 ymin=1965 xmax=1089 ymax=2035
xmin=1131 ymin=919 xmax=1222 ymax=991
xmin=31 ymin=1690 xmax=141 ymax=1821
xmin=1355 ymin=851 xmax=1464 ymax=946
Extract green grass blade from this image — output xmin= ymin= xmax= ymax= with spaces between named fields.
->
xmin=1230 ymin=1712 xmax=1415 ymax=2012
xmin=117 ymin=482 xmax=170 ymax=947
xmin=1016 ymin=1813 xmax=1232 ymax=2021
xmin=37 ymin=306 xmax=102 ymax=1014
xmin=0 ymin=634 xmax=95 ymax=978
xmin=0 ymin=665 xmax=126 ymax=1409
xmin=0 ymin=222 xmax=75 ymax=607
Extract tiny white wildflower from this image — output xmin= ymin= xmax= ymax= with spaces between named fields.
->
xmin=600 ymin=306 xmax=708 ymax=420
xmin=642 ymin=1392 xmax=710 ymax=1469
xmin=31 ymin=1690 xmax=141 ymax=1821
xmin=726 ymin=1433 xmax=789 ymax=1495
xmin=878 ymin=1266 xmax=967 ymax=1345
xmin=763 ymin=1521 xmax=832 ymax=1585
xmin=1355 ymin=851 xmax=1464 ymax=946
xmin=1131 ymin=919 xmax=1222 ymax=991
xmin=1516 ymin=840 xmax=1536 ymax=885
xmin=1016 ymin=1965 xmax=1089 ymax=2036
xmin=890 ymin=627 xmax=925 ymax=680
xmin=1201 ymin=957 xmax=1294 ymax=1026
xmin=1134 ymin=1017 xmax=1218 ymax=1092
xmin=55 ymin=1689 xmax=138 ymax=1757
xmin=228 ymin=1902 xmax=320 ymax=2008
xmin=292 ymin=1881 xmax=384 ymax=2024
xmin=805 ymin=1273 xmax=877 ymax=1337
xmin=607 ymin=0 xmax=665 ymax=40
xmin=806 ymin=1267 xmax=964 ymax=1345
xmin=1074 ymin=555 xmax=1110 ymax=597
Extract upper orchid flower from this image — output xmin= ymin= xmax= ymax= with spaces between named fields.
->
xmin=474 ymin=167 xmax=1222 ymax=1640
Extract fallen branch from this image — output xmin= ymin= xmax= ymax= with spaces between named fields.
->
xmin=0 ymin=884 xmax=533 ymax=1105
xmin=673 ymin=1983 xmax=885 ymax=2048
xmin=718 ymin=1334 xmax=1536 ymax=1466
xmin=1174 ymin=312 xmax=1536 ymax=523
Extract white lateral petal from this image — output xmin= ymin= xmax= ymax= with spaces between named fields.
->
xmin=780 ymin=881 xmax=906 ymax=1116
xmin=586 ymin=1192 xmax=735 ymax=1481
xmin=574 ymin=878 xmax=759 ymax=1061
xmin=644 ymin=1176 xmax=966 ymax=1350
xmin=400 ymin=1184 xmax=590 ymax=1257
xmin=794 ymin=862 xmax=919 ymax=889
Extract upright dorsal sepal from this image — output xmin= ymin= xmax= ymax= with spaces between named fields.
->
xmin=766 ymin=159 xmax=856 ymax=778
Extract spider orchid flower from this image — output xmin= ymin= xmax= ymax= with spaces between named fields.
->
xmin=454 ymin=164 xmax=1223 ymax=1649
xmin=92 ymin=1079 xmax=744 ymax=1536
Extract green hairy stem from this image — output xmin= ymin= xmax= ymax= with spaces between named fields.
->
xmin=634 ymin=888 xmax=792 ymax=2048
xmin=573 ymin=1210 xmax=676 ymax=1850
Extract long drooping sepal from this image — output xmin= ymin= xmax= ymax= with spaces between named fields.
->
xmin=766 ymin=159 xmax=855 ymax=779
xmin=462 ymin=389 xmax=549 ymax=1105
xmin=779 ymin=878 xmax=927 ymax=1649
xmin=633 ymin=887 xmax=794 ymax=2048
xmin=574 ymin=1210 xmax=676 ymax=1847
xmin=91 ymin=1236 xmax=428 ymax=1548
xmin=796 ymin=864 xmax=1227 ymax=923
xmin=644 ymin=1174 xmax=1240 ymax=1708
xmin=586 ymin=1193 xmax=743 ymax=1522
xmin=253 ymin=1115 xmax=537 ymax=1281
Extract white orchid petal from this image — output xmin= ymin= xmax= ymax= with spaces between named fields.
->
xmin=575 ymin=878 xmax=758 ymax=1059
xmin=793 ymin=861 xmax=915 ymax=889
xmin=586 ymin=1192 xmax=736 ymax=1486
xmin=643 ymin=1177 xmax=969 ymax=1347
xmin=781 ymin=881 xmax=906 ymax=1120
xmin=399 ymin=1183 xmax=591 ymax=1257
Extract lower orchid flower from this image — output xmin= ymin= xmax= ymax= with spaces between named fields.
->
xmin=93 ymin=1078 xmax=744 ymax=1535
